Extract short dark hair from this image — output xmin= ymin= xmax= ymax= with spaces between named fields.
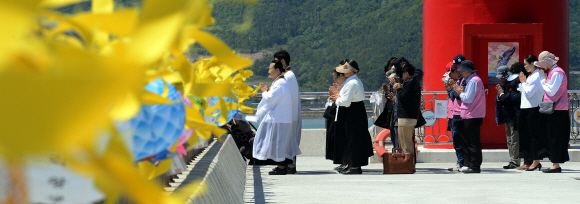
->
xmin=274 ymin=50 xmax=291 ymax=66
xmin=345 ymin=59 xmax=360 ymax=72
xmin=400 ymin=61 xmax=416 ymax=76
xmin=510 ymin=62 xmax=528 ymax=77
xmin=271 ymin=60 xmax=285 ymax=74
xmin=524 ymin=55 xmax=538 ymax=65
xmin=384 ymin=57 xmax=398 ymax=73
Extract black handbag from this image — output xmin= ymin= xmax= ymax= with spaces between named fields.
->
xmin=323 ymin=103 xmax=337 ymax=119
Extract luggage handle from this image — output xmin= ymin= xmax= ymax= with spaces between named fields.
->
xmin=391 ymin=148 xmax=404 ymax=153
xmin=390 ymin=148 xmax=408 ymax=159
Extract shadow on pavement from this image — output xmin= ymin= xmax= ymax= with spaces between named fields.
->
xmin=295 ymin=170 xmax=338 ymax=175
xmin=251 ymin=167 xmax=266 ymax=204
xmin=361 ymin=168 xmax=522 ymax=174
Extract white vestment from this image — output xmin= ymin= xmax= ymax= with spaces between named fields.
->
xmin=283 ymin=70 xmax=302 ymax=149
xmin=253 ymin=78 xmax=302 ymax=161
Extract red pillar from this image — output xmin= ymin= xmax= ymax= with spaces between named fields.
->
xmin=423 ymin=0 xmax=569 ymax=148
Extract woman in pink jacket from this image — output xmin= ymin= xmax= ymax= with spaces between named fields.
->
xmin=536 ymin=51 xmax=570 ymax=173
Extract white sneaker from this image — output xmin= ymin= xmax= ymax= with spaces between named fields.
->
xmin=459 ymin=166 xmax=469 ymax=172
xmin=447 ymin=163 xmax=460 ymax=171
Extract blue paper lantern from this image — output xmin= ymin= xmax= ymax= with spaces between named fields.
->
xmin=116 ymin=78 xmax=186 ymax=161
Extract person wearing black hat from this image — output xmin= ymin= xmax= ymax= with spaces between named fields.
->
xmin=452 ymin=60 xmax=486 ymax=173
xmin=374 ymin=57 xmax=400 ymax=149
xmin=392 ymin=57 xmax=425 ymax=161
xmin=452 ymin=54 xmax=466 ymax=70
xmin=495 ymin=64 xmax=522 ymax=169
xmin=329 ymin=60 xmax=374 ymax=174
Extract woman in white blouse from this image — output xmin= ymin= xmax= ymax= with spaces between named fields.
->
xmin=517 ymin=55 xmax=549 ymax=171
xmin=253 ymin=60 xmax=301 ymax=175
xmin=329 ymin=60 xmax=373 ymax=174
xmin=536 ymin=51 xmax=570 ymax=173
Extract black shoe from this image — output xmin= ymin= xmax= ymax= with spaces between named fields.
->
xmin=287 ymin=166 xmax=297 ymax=174
xmin=268 ymin=167 xmax=287 ymax=175
xmin=334 ymin=164 xmax=345 ymax=171
xmin=525 ymin=163 xmax=542 ymax=171
xmin=542 ymin=167 xmax=562 ymax=173
xmin=341 ymin=167 xmax=362 ymax=174
xmin=503 ymin=162 xmax=519 ymax=169
xmin=462 ymin=168 xmax=481 ymax=173
xmin=336 ymin=165 xmax=347 ymax=173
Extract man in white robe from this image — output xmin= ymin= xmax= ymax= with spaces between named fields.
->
xmin=253 ymin=61 xmax=301 ymax=175
xmin=274 ymin=50 xmax=302 ymax=174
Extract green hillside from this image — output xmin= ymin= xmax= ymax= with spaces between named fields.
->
xmin=54 ymin=0 xmax=580 ymax=90
xmin=208 ymin=0 xmax=580 ymax=91
xmin=206 ymin=0 xmax=423 ymax=92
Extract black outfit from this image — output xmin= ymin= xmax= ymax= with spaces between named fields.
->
xmin=395 ymin=70 xmax=423 ymax=119
xmin=275 ymin=159 xmax=294 ymax=166
xmin=496 ymin=80 xmax=521 ymax=128
xmin=395 ymin=69 xmax=426 ymax=127
xmin=337 ymin=101 xmax=374 ymax=167
xmin=519 ymin=107 xmax=549 ymax=162
xmin=544 ymin=110 xmax=570 ymax=163
xmin=374 ymin=85 xmax=395 ymax=129
xmin=461 ymin=118 xmax=483 ymax=169
xmin=374 ymin=84 xmax=400 ymax=148
xmin=324 ymin=103 xmax=341 ymax=164
xmin=222 ymin=120 xmax=255 ymax=159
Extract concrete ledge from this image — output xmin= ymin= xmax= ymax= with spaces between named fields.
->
xmin=299 ymin=129 xmax=327 ymax=156
xmin=415 ymin=147 xmax=580 ymax=163
xmin=167 ymin=135 xmax=247 ymax=204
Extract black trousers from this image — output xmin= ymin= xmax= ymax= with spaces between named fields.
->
xmin=459 ymin=118 xmax=483 ymax=169
xmin=275 ymin=158 xmax=294 ymax=166
xmin=544 ymin=110 xmax=570 ymax=163
xmin=519 ymin=108 xmax=550 ymax=162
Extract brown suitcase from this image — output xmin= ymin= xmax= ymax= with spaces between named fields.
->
xmin=383 ymin=148 xmax=415 ymax=174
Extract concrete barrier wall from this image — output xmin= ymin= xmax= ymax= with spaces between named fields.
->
xmin=299 ymin=129 xmax=327 ymax=156
xmin=168 ymin=135 xmax=247 ymax=204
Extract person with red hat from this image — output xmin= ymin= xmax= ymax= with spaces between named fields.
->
xmin=443 ymin=60 xmax=464 ymax=172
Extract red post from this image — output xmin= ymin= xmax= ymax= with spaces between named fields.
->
xmin=423 ymin=0 xmax=569 ymax=148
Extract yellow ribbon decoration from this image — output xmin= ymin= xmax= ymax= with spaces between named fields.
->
xmin=1 ymin=0 xmax=260 ymax=202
